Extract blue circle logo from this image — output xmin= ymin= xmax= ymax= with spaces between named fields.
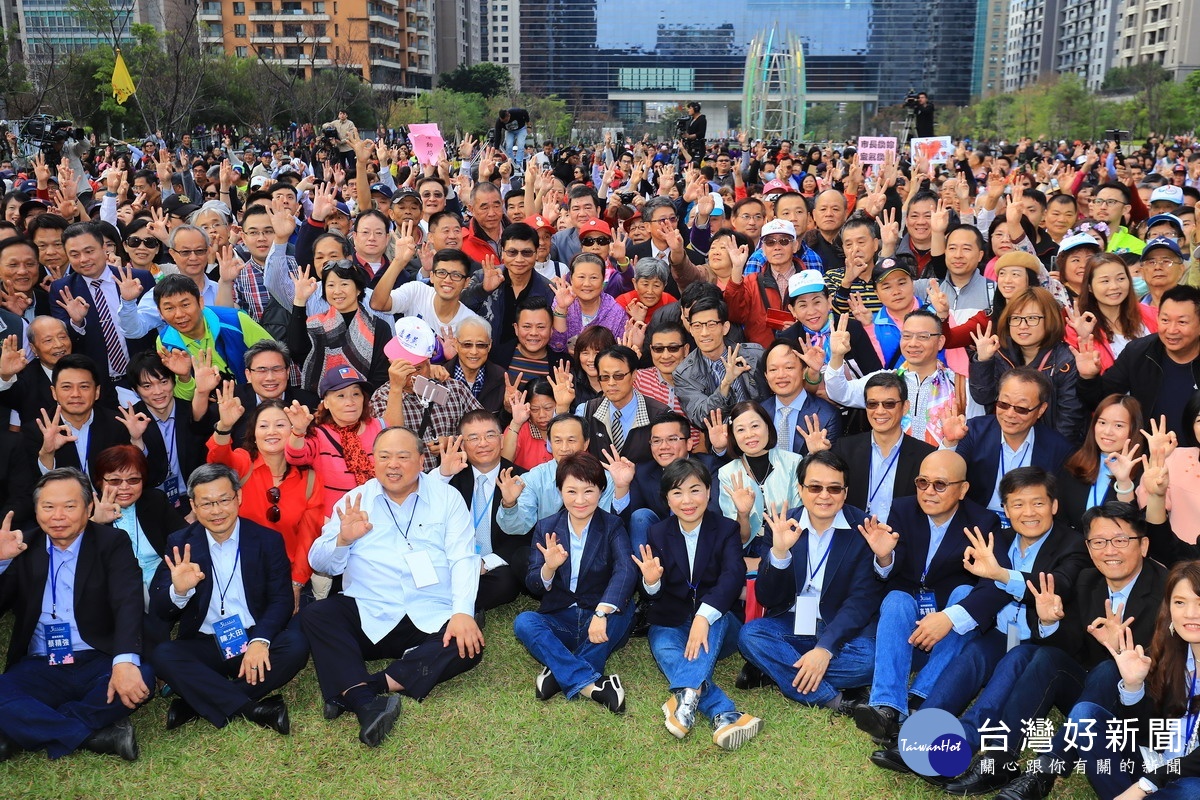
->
xmin=897 ymin=709 xmax=973 ymax=777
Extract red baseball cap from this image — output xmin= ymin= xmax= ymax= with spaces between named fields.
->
xmin=524 ymin=214 xmax=555 ymax=232
xmin=579 ymin=218 xmax=612 ymax=238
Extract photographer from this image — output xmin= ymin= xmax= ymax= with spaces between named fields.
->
xmin=321 ymin=110 xmax=358 ymax=172
xmin=682 ymin=102 xmax=706 ymax=161
xmin=912 ymin=92 xmax=934 ymax=138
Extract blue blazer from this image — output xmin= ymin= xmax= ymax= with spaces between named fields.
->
xmin=50 ymin=266 xmax=156 ymax=372
xmin=884 ymin=496 xmax=1008 ymax=629
xmin=760 ymin=392 xmax=843 ymax=455
xmin=525 ymin=507 xmax=637 ymax=614
xmin=148 ymin=518 xmax=294 ymax=644
xmin=626 ymin=454 xmax=721 ymax=523
xmin=756 ymin=504 xmax=883 ymax=653
xmin=643 ymin=511 xmax=745 ymax=627
xmin=954 ymin=417 xmax=1074 ymax=509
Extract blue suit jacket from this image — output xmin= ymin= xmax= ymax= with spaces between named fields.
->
xmin=756 ymin=504 xmax=883 ymax=653
xmin=148 ymin=518 xmax=294 ymax=644
xmin=761 ymin=392 xmax=843 ymax=455
xmin=626 ymin=454 xmax=721 ymax=523
xmin=884 ymin=496 xmax=1008 ymax=629
xmin=525 ymin=508 xmax=637 ymax=614
xmin=51 ymin=266 xmax=156 ymax=373
xmin=643 ymin=511 xmax=745 ymax=627
xmin=954 ymin=417 xmax=1074 ymax=509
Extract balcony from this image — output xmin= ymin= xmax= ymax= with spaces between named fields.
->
xmin=199 ymin=2 xmax=221 ymax=19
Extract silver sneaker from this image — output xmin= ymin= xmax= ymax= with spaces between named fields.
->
xmin=662 ymin=688 xmax=699 ymax=738
xmin=712 ymin=711 xmax=763 ymax=751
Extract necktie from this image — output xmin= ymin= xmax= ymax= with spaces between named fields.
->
xmin=473 ymin=475 xmax=492 ymax=556
xmin=776 ymin=406 xmax=793 ymax=453
xmin=90 ymin=279 xmax=129 ymax=376
xmin=610 ymin=406 xmax=625 ymax=453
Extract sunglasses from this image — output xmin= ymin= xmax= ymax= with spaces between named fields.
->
xmin=995 ymin=400 xmax=1040 ymax=416
xmin=801 ymin=483 xmax=846 ymax=495
xmin=125 ymin=236 xmax=159 ymax=249
xmin=266 ymin=486 xmax=281 ymax=523
xmin=865 ymin=399 xmax=902 ymax=410
xmin=915 ymin=477 xmax=967 ymax=493
xmin=761 ymin=235 xmax=794 ymax=247
xmin=580 ymin=236 xmax=611 ymax=247
xmin=650 ymin=343 xmax=685 ymax=354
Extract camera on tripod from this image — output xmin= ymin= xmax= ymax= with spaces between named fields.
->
xmin=21 ymin=115 xmax=81 ymax=154
xmin=676 ymin=117 xmax=690 ymax=134
xmin=904 ymin=90 xmax=920 ymax=111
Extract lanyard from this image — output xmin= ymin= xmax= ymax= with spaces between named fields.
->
xmin=807 ymin=532 xmax=834 ymax=587
xmin=472 ymin=482 xmax=491 ymax=532
xmin=383 ymin=495 xmax=420 ymax=550
xmin=1000 ymin=439 xmax=1032 ymax=477
xmin=867 ymin=444 xmax=902 ymax=511
xmin=1089 ymin=458 xmax=1111 ymax=510
xmin=48 ymin=544 xmax=67 ymax=619
xmin=1186 ymin=670 xmax=1199 ymax=750
xmin=211 ymin=546 xmax=241 ymax=617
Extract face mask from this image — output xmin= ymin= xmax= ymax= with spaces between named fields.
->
xmin=1132 ymin=275 xmax=1149 ymax=297
xmin=761 ymin=169 xmax=775 ymax=182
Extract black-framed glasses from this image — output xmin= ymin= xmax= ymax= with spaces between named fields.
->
xmin=431 ymin=268 xmax=467 ymax=282
xmin=915 ymin=477 xmax=966 ymax=493
xmin=266 ymin=486 xmax=281 ymax=523
xmin=1085 ymin=535 xmax=1141 ymax=551
xmin=1009 ymin=315 xmax=1044 ymax=327
xmin=650 ymin=343 xmax=685 ymax=354
xmin=580 ymin=236 xmax=611 ymax=247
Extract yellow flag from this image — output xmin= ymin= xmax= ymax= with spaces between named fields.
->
xmin=112 ymin=50 xmax=136 ymax=105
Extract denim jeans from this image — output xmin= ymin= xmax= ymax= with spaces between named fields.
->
xmin=738 ymin=616 xmax=875 ymax=706
xmin=648 ymin=612 xmax=740 ymax=719
xmin=513 ymin=606 xmax=634 ymax=698
xmin=628 ymin=509 xmax=660 ymax=555
xmin=920 ymin=627 xmax=1009 ymax=716
xmin=869 ymin=585 xmax=973 ymax=716
xmin=504 ymin=127 xmax=528 ymax=167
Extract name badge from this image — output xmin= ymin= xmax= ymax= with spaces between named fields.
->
xmin=1006 ymin=621 xmax=1021 ymax=653
xmin=213 ymin=614 xmax=249 ymax=660
xmin=404 ymin=550 xmax=439 ymax=588
xmin=917 ymin=591 xmax=938 ymax=618
xmin=793 ymin=595 xmax=819 ymax=636
xmin=45 ymin=621 xmax=75 ymax=666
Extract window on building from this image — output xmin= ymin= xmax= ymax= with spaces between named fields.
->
xmin=283 ymin=22 xmax=302 ymax=36
xmin=315 ymin=45 xmax=327 ymax=58
xmin=255 ymin=1 xmax=272 ymax=12
xmin=257 ymin=22 xmax=273 ymax=35
xmin=233 ymin=1 xmax=245 ymax=13
xmin=236 ymin=45 xmax=247 ymax=56
xmin=313 ymin=1 xmax=323 ymax=9
xmin=234 ymin=23 xmax=247 ymax=36
xmin=313 ymin=22 xmax=325 ymax=35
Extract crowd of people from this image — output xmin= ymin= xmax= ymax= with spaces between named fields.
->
xmin=0 ymin=111 xmax=1199 ymax=798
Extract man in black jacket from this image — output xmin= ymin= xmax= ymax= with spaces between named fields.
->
xmin=493 ymin=108 xmax=530 ymax=168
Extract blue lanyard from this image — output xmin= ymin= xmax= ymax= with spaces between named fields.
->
xmin=48 ymin=544 xmax=66 ymax=619
xmin=472 ymin=485 xmax=491 ymax=532
xmin=211 ymin=546 xmax=241 ymax=617
xmin=1000 ymin=439 xmax=1032 ymax=476
xmin=1186 ymin=670 xmax=1199 ymax=750
xmin=1089 ymin=458 xmax=1111 ymax=509
xmin=384 ymin=495 xmax=420 ymax=550
xmin=807 ymin=532 xmax=834 ymax=586
xmin=867 ymin=444 xmax=902 ymax=510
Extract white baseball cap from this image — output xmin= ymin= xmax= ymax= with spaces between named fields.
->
xmin=1149 ymin=185 xmax=1184 ymax=206
xmin=761 ymin=219 xmax=797 ymax=239
xmin=788 ymin=269 xmax=825 ymax=298
xmin=384 ymin=317 xmax=437 ymax=364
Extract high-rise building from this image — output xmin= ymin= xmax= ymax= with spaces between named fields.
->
xmin=9 ymin=0 xmax=193 ymax=63
xmin=435 ymin=0 xmax=481 ymax=76
xmin=485 ymin=0 xmax=520 ymax=90
xmin=1111 ymin=0 xmax=1200 ymax=80
xmin=1003 ymin=0 xmax=1061 ymax=91
xmin=973 ymin=0 xmax=1009 ymax=97
xmin=1055 ymin=0 xmax=1120 ymax=90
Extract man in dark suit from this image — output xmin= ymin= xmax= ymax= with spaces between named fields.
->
xmin=512 ymin=452 xmax=637 ymax=714
xmin=129 ymin=351 xmax=207 ymax=509
xmin=148 ymin=464 xmax=309 ymax=734
xmin=0 ymin=316 xmax=95 ymax=426
xmin=946 ymin=367 xmax=1074 ymax=524
xmin=52 ymin=222 xmax=155 ymax=385
xmin=760 ymin=339 xmax=842 ymax=455
xmin=625 ymin=197 xmax=706 ymax=298
xmin=0 ymin=468 xmax=154 ymax=762
xmin=939 ymin=501 xmax=1168 ymax=799
xmin=195 ymin=340 xmax=319 ymax=445
xmin=739 ymin=450 xmax=883 ymax=714
xmin=443 ymin=317 xmax=506 ymax=415
xmin=830 ymin=372 xmax=934 ymax=522
xmin=581 ymin=345 xmax=669 ymax=465
xmin=853 ymin=449 xmax=1005 ymax=745
xmin=0 ymin=235 xmax=53 ymax=324
xmin=436 ymin=410 xmax=528 ymax=613
xmin=24 ymin=354 xmax=167 ymax=485
xmin=626 ymin=412 xmax=720 ymax=553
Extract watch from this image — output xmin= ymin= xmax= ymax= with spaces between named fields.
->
xmin=593 ymin=609 xmax=608 ymax=619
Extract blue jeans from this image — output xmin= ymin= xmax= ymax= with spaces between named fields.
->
xmin=513 ymin=606 xmax=634 ymax=698
xmin=738 ymin=616 xmax=875 ymax=706
xmin=648 ymin=612 xmax=739 ymax=720
xmin=504 ymin=127 xmax=528 ymax=167
xmin=920 ymin=627 xmax=1009 ymax=715
xmin=869 ymin=585 xmax=973 ymax=716
xmin=628 ymin=509 xmax=659 ymax=555
xmin=0 ymin=650 xmax=156 ymax=758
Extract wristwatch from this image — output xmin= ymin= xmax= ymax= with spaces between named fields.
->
xmin=593 ymin=609 xmax=608 ymax=619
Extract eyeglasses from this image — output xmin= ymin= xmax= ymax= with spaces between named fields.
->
xmin=503 ymin=248 xmax=536 ymax=258
xmin=761 ymin=235 xmax=794 ymax=247
xmin=900 ymin=332 xmax=939 ymax=342
xmin=195 ymin=495 xmax=237 ymax=512
xmin=248 ymin=365 xmax=288 ymax=375
xmin=802 ymin=483 xmax=846 ymax=495
xmin=242 ymin=228 xmax=274 ymax=238
xmin=995 ymin=400 xmax=1040 ymax=415
xmin=915 ymin=477 xmax=967 ymax=493
xmin=419 ymin=192 xmax=445 ymax=199
xmin=865 ymin=399 xmax=902 ymax=410
xmin=171 ymin=248 xmax=208 ymax=258
xmin=650 ymin=435 xmax=687 ymax=446
xmin=1091 ymin=198 xmax=1126 ymax=207
xmin=653 ymin=215 xmax=679 ymax=225
xmin=738 ymin=213 xmax=767 ymax=222
xmin=690 ymin=320 xmax=723 ymax=330
xmin=458 ymin=341 xmax=490 ymax=350
xmin=650 ymin=343 xmax=685 ymax=354
xmin=580 ymin=237 xmax=611 ymax=247
xmin=1084 ymin=535 xmax=1141 ymax=551
xmin=204 ymin=192 xmax=219 ymax=198
xmin=126 ymin=236 xmax=159 ymax=248
xmin=1142 ymin=258 xmax=1183 ymax=269
xmin=598 ymin=371 xmax=630 ymax=383
xmin=103 ymin=476 xmax=144 ymax=486
xmin=464 ymin=431 xmax=501 ymax=444
xmin=431 ymin=268 xmax=467 ymax=281
xmin=1008 ymin=315 xmax=1044 ymax=327
xmin=266 ymin=486 xmax=281 ymax=523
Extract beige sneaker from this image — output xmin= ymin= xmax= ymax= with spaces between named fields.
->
xmin=712 ymin=711 xmax=763 ymax=751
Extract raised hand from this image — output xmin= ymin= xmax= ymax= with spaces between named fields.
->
xmin=284 ymin=400 xmax=314 ymax=438
xmin=214 ymin=380 xmax=245 ymax=431
xmin=846 ymin=292 xmax=873 ymax=328
xmin=1104 ymin=624 xmax=1152 ymax=691
xmin=878 ymin=208 xmax=900 ymax=253
xmin=828 ymin=312 xmax=852 ymax=361
xmin=480 ymin=254 xmax=504 ymax=293
xmin=389 ymin=359 xmax=417 ymax=393
xmin=502 ymin=370 xmax=526 ymax=412
xmin=1026 ymin=571 xmax=1064 ymax=626
xmin=537 ymin=531 xmax=568 ymax=571
xmin=1140 ymin=450 xmax=1169 ymax=498
xmin=216 ymin=245 xmax=243 ymax=285
xmin=335 ymin=494 xmax=373 ymax=545
xmin=496 ymin=467 xmax=525 ymax=508
xmin=158 ymin=346 xmax=194 ymax=379
xmin=0 ymin=280 xmax=33 ymax=317
xmin=764 ymin=503 xmax=803 ymax=555
xmin=942 ymin=413 xmax=968 ymax=445
xmin=56 ymin=287 xmax=89 ymax=326
xmin=36 ymin=407 xmax=78 ymax=456
xmin=858 ymin=515 xmax=899 ymax=562
xmin=930 ymin=198 xmax=951 ymax=237
xmin=509 ymin=390 xmax=531 ymax=428
xmin=0 ymin=334 xmax=28 ymax=380
xmin=116 ymin=404 xmax=151 ymax=443
xmin=1065 ymin=303 xmax=1097 ymax=342
xmin=1140 ymin=415 xmax=1178 ymax=463
xmin=961 ymin=526 xmax=1006 ymax=583
xmin=926 ymin=278 xmax=949 ymax=320
xmin=797 ymin=413 xmax=831 ymax=453
xmin=293 ymin=264 xmax=319 ymax=306
xmin=600 ymin=447 xmax=636 ymax=490
xmin=722 ymin=344 xmax=752 ymax=386
xmin=549 ymin=276 xmax=575 ymax=312
xmin=728 ymin=471 xmax=757 ymax=516
xmin=796 ymin=334 xmax=827 ymax=375
xmin=91 ymin=484 xmax=122 ymax=525
xmin=1104 ymin=439 xmax=1141 ymax=486
xmin=0 ymin=511 xmax=26 ymax=560
xmin=1086 ymin=598 xmax=1133 ymax=655
xmin=546 ymin=364 xmax=575 ymax=411
xmin=630 ymin=543 xmax=664 ymax=585
xmin=970 ymin=320 xmax=1000 ymax=361
xmin=726 ymin=237 xmax=750 ymax=281
xmin=164 ymin=543 xmax=206 ymax=595
xmin=438 ymin=434 xmax=468 ymax=477
xmin=704 ymin=409 xmax=729 ymax=453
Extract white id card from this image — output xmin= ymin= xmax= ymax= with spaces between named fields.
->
xmin=404 ymin=550 xmax=439 ymax=587
xmin=793 ymin=595 xmax=819 ymax=636
xmin=1006 ymin=622 xmax=1020 ymax=652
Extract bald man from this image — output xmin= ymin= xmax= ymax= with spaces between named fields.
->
xmin=808 ymin=189 xmax=848 ymax=272
xmin=850 ymin=450 xmax=1006 ymax=747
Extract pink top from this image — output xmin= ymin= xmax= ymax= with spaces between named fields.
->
xmin=285 ymin=418 xmax=384 ymax=518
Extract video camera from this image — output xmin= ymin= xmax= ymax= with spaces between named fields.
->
xmin=676 ymin=116 xmax=690 ymax=134
xmin=904 ymin=89 xmax=921 ymax=111
xmin=322 ymin=125 xmax=339 ymax=145
xmin=21 ymin=115 xmax=82 ymax=152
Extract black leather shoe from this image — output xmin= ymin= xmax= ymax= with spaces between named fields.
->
xmin=941 ymin=752 xmax=1017 ymax=796
xmin=238 ymin=695 xmax=290 ymax=735
xmin=735 ymin=661 xmax=769 ymax=690
xmin=323 ymin=699 xmax=346 ymax=720
xmin=165 ymin=698 xmax=200 ymax=731
xmin=82 ymin=718 xmax=139 ymax=762
xmin=994 ymin=772 xmax=1056 ymax=800
xmin=869 ymin=746 xmax=910 ymax=774
xmin=631 ymin=606 xmax=650 ymax=638
xmin=853 ymin=704 xmax=901 ymax=743
xmin=356 ymin=695 xmax=401 ymax=748
xmin=0 ymin=731 xmax=20 ymax=762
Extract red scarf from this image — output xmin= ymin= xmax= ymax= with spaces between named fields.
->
xmin=333 ymin=423 xmax=373 ymax=486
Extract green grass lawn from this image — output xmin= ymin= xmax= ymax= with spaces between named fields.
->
xmin=0 ymin=598 xmax=1100 ymax=800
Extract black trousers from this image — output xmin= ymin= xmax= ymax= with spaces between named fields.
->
xmin=150 ymin=619 xmax=309 ymax=727
xmin=301 ymin=595 xmax=481 ymax=702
